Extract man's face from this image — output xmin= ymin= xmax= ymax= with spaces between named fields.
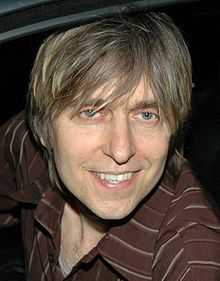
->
xmin=52 ymin=80 xmax=171 ymax=220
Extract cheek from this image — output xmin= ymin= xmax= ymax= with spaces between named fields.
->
xmin=135 ymin=129 xmax=170 ymax=161
xmin=52 ymin=126 xmax=103 ymax=170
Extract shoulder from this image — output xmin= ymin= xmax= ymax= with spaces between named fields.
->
xmin=0 ymin=111 xmax=46 ymax=182
xmin=152 ymin=166 xmax=220 ymax=280
xmin=0 ymin=111 xmax=27 ymax=143
xmin=168 ymin=166 xmax=220 ymax=227
xmin=0 ymin=112 xmax=27 ymax=169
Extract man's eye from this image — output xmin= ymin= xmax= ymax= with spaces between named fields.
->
xmin=80 ymin=109 xmax=98 ymax=118
xmin=78 ymin=108 xmax=102 ymax=120
xmin=140 ymin=111 xmax=159 ymax=121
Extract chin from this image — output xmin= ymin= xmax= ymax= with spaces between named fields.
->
xmin=92 ymin=203 xmax=136 ymax=221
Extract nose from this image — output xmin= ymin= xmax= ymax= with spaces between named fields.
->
xmin=102 ymin=115 xmax=136 ymax=164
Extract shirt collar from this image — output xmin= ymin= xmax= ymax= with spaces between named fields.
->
xmin=32 ymin=174 xmax=175 ymax=281
xmin=2 ymin=170 xmax=64 ymax=237
xmin=97 ymin=180 xmax=175 ymax=281
xmin=0 ymin=171 xmax=50 ymax=210
xmin=34 ymin=189 xmax=64 ymax=236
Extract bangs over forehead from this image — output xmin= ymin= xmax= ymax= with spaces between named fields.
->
xmin=27 ymin=12 xmax=192 ymax=184
xmin=50 ymin=19 xmax=151 ymax=115
xmin=29 ymin=12 xmax=191 ymax=134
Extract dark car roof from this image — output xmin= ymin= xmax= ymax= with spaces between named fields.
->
xmin=0 ymin=0 xmax=198 ymax=43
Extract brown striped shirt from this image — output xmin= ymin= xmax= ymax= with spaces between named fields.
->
xmin=1 ymin=112 xmax=220 ymax=281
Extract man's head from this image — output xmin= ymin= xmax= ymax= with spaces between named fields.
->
xmin=27 ymin=12 xmax=192 ymax=219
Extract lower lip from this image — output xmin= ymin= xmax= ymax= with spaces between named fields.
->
xmin=90 ymin=172 xmax=138 ymax=191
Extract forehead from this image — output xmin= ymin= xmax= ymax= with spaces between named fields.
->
xmin=127 ymin=79 xmax=155 ymax=105
xmin=83 ymin=78 xmax=157 ymax=108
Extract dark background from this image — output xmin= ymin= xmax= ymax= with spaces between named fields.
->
xmin=0 ymin=1 xmax=220 ymax=124
xmin=0 ymin=1 xmax=220 ymax=280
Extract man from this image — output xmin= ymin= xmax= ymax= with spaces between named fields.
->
xmin=0 ymin=12 xmax=220 ymax=281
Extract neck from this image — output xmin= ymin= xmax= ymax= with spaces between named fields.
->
xmin=78 ymin=207 xmax=108 ymax=250
xmin=60 ymin=202 xmax=108 ymax=270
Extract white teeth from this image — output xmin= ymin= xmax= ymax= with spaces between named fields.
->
xmin=96 ymin=172 xmax=133 ymax=184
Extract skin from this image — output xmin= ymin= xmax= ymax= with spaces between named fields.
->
xmin=51 ymin=79 xmax=171 ymax=268
xmin=52 ymin=79 xmax=171 ymax=221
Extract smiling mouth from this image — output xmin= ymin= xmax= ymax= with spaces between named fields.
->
xmin=95 ymin=172 xmax=134 ymax=185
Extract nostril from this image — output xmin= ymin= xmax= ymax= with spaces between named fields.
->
xmin=103 ymin=143 xmax=136 ymax=165
xmin=102 ymin=116 xmax=136 ymax=163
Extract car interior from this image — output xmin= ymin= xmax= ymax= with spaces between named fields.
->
xmin=0 ymin=1 xmax=220 ymax=280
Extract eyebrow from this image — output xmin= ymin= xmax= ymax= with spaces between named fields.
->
xmin=80 ymin=98 xmax=159 ymax=111
xmin=81 ymin=98 xmax=107 ymax=108
xmin=131 ymin=100 xmax=159 ymax=111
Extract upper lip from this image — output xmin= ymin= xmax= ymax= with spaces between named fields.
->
xmin=88 ymin=170 xmax=141 ymax=175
